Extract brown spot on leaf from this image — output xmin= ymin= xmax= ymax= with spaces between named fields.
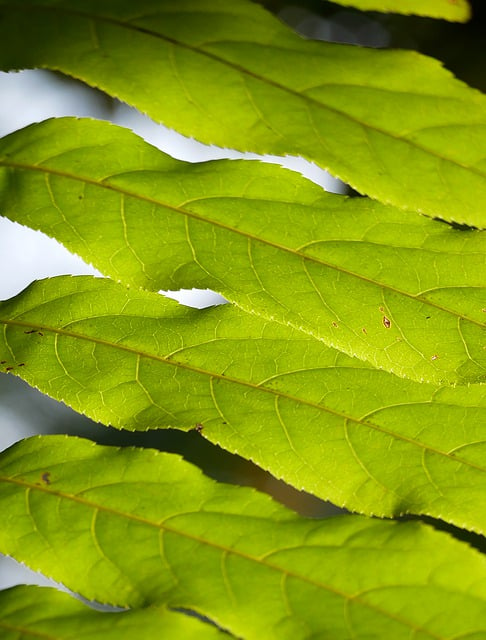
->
xmin=5 ymin=366 xmax=13 ymax=372
xmin=332 ymin=321 xmax=338 ymax=328
xmin=41 ymin=472 xmax=51 ymax=485
xmin=195 ymin=423 xmax=204 ymax=433
xmin=362 ymin=327 xmax=367 ymax=334
xmin=382 ymin=316 xmax=391 ymax=329
xmin=24 ymin=329 xmax=36 ymax=334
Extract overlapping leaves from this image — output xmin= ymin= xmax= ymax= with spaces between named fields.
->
xmin=0 ymin=585 xmax=226 ymax=640
xmin=1 ymin=118 xmax=485 ymax=385
xmin=0 ymin=0 xmax=485 ymax=225
xmin=0 ymin=1 xmax=485 ymax=637
xmin=1 ymin=435 xmax=485 ymax=639
xmin=0 ymin=275 xmax=484 ymax=531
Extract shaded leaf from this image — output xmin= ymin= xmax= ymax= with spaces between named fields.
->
xmin=0 ymin=585 xmax=226 ymax=639
xmin=1 ymin=275 xmax=485 ymax=531
xmin=1 ymin=119 xmax=485 ymax=384
xmin=0 ymin=1 xmax=485 ymax=225
xmin=324 ymin=0 xmax=471 ymax=22
xmin=1 ymin=436 xmax=485 ymax=640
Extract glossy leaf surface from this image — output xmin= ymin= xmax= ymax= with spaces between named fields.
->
xmin=1 ymin=435 xmax=485 ymax=640
xmin=1 ymin=119 xmax=485 ymax=385
xmin=0 ymin=1 xmax=485 ymax=225
xmin=1 ymin=276 xmax=484 ymax=531
xmin=0 ymin=585 xmax=226 ymax=639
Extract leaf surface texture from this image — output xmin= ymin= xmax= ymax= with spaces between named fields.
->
xmin=0 ymin=436 xmax=485 ymax=639
xmin=1 ymin=119 xmax=485 ymax=385
xmin=0 ymin=276 xmax=484 ymax=530
xmin=0 ymin=1 xmax=485 ymax=224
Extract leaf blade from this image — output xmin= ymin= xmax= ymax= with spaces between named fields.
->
xmin=0 ymin=585 xmax=227 ymax=640
xmin=1 ymin=118 xmax=485 ymax=384
xmin=1 ymin=435 xmax=485 ymax=640
xmin=1 ymin=275 xmax=484 ymax=531
xmin=0 ymin=1 xmax=484 ymax=224
xmin=324 ymin=0 xmax=471 ymax=22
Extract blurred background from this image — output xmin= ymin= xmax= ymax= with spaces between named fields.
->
xmin=1 ymin=0 xmax=485 ymax=590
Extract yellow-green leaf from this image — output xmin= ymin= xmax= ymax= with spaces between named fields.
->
xmin=325 ymin=0 xmax=471 ymax=22
xmin=0 ymin=585 xmax=226 ymax=640
xmin=1 ymin=436 xmax=485 ymax=639
xmin=1 ymin=276 xmax=484 ymax=531
xmin=1 ymin=119 xmax=485 ymax=385
xmin=0 ymin=1 xmax=484 ymax=225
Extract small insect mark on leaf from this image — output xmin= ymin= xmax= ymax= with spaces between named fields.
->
xmin=0 ymin=360 xmax=6 ymax=365
xmin=24 ymin=329 xmax=36 ymax=334
xmin=431 ymin=354 xmax=439 ymax=361
xmin=18 ymin=363 xmax=25 ymax=367
xmin=379 ymin=306 xmax=385 ymax=313
xmin=362 ymin=327 xmax=367 ymax=334
xmin=37 ymin=332 xmax=44 ymax=337
xmin=5 ymin=366 xmax=14 ymax=372
xmin=382 ymin=316 xmax=391 ymax=329
xmin=332 ymin=321 xmax=338 ymax=328
xmin=195 ymin=423 xmax=204 ymax=433
xmin=41 ymin=472 xmax=51 ymax=485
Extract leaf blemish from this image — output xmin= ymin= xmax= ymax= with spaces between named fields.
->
xmin=431 ymin=354 xmax=439 ymax=361
xmin=382 ymin=316 xmax=391 ymax=329
xmin=41 ymin=472 xmax=51 ymax=485
xmin=195 ymin=423 xmax=204 ymax=433
xmin=332 ymin=321 xmax=338 ymax=328
xmin=362 ymin=327 xmax=367 ymax=334
xmin=24 ymin=329 xmax=36 ymax=334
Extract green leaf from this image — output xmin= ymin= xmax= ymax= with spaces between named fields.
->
xmin=0 ymin=585 xmax=227 ymax=640
xmin=1 ymin=436 xmax=485 ymax=640
xmin=0 ymin=1 xmax=485 ymax=225
xmin=324 ymin=0 xmax=472 ymax=22
xmin=1 ymin=119 xmax=485 ymax=385
xmin=1 ymin=275 xmax=485 ymax=531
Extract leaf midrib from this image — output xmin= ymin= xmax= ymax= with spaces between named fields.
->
xmin=2 ymin=159 xmax=483 ymax=332
xmin=0 ymin=473 xmax=455 ymax=639
xmin=2 ymin=315 xmax=483 ymax=475
xmin=3 ymin=3 xmax=484 ymax=179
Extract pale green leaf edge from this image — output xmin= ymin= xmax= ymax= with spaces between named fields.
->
xmin=324 ymin=0 xmax=471 ymax=22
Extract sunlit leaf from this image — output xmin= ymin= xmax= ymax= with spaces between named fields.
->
xmin=324 ymin=0 xmax=471 ymax=22
xmin=1 ymin=275 xmax=484 ymax=531
xmin=0 ymin=1 xmax=484 ymax=225
xmin=0 ymin=585 xmax=226 ymax=639
xmin=1 ymin=119 xmax=485 ymax=385
xmin=1 ymin=435 xmax=485 ymax=639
